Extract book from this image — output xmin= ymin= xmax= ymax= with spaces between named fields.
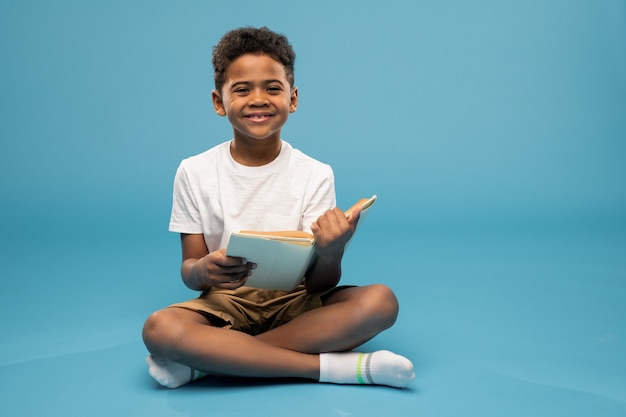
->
xmin=226 ymin=195 xmax=377 ymax=290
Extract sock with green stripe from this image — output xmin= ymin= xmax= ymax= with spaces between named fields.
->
xmin=318 ymin=350 xmax=414 ymax=388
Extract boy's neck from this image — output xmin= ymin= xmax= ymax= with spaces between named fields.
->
xmin=230 ymin=138 xmax=282 ymax=167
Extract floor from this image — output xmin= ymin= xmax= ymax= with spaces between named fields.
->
xmin=1 ymin=1 xmax=624 ymax=415
xmin=1 ymin=215 xmax=624 ymax=417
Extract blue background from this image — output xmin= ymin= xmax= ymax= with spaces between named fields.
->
xmin=1 ymin=1 xmax=625 ymax=416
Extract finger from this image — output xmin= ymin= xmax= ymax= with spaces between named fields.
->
xmin=228 ymin=256 xmax=250 ymax=267
xmin=218 ymin=254 xmax=251 ymax=268
xmin=208 ymin=260 xmax=253 ymax=278
xmin=316 ymin=208 xmax=343 ymax=229
xmin=346 ymin=205 xmax=362 ymax=226
xmin=211 ymin=249 xmax=250 ymax=267
xmin=219 ymin=262 xmax=257 ymax=278
xmin=328 ymin=208 xmax=351 ymax=231
xmin=215 ymin=272 xmax=249 ymax=289
xmin=225 ymin=274 xmax=248 ymax=285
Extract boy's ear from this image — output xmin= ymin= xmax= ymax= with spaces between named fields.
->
xmin=289 ymin=87 xmax=298 ymax=113
xmin=212 ymin=90 xmax=226 ymax=116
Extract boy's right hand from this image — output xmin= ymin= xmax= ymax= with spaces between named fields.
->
xmin=180 ymin=234 xmax=256 ymax=291
xmin=196 ymin=249 xmax=256 ymax=290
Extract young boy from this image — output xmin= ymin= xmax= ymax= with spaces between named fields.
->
xmin=142 ymin=26 xmax=414 ymax=389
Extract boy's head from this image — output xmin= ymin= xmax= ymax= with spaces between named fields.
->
xmin=212 ymin=27 xmax=296 ymax=94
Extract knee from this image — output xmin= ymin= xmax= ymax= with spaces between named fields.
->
xmin=142 ymin=309 xmax=186 ymax=356
xmin=362 ymin=284 xmax=399 ymax=329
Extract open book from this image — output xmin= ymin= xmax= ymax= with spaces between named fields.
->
xmin=226 ymin=195 xmax=377 ymax=290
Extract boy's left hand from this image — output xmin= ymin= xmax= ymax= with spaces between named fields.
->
xmin=310 ymin=205 xmax=362 ymax=260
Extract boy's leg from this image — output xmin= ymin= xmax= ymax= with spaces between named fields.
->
xmin=256 ymin=284 xmax=415 ymax=388
xmin=256 ymin=284 xmax=399 ymax=353
xmin=143 ymin=307 xmax=320 ymax=386
xmin=143 ymin=284 xmax=414 ymax=388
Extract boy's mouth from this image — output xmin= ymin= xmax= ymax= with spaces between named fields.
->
xmin=245 ymin=113 xmax=272 ymax=122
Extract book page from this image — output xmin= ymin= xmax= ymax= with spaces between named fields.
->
xmin=226 ymin=234 xmax=316 ymax=290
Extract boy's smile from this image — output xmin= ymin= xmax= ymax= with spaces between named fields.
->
xmin=212 ymin=54 xmax=298 ymax=146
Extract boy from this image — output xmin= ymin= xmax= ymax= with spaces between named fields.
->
xmin=142 ymin=26 xmax=414 ymax=389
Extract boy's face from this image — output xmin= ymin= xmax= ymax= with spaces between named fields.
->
xmin=212 ymin=53 xmax=297 ymax=143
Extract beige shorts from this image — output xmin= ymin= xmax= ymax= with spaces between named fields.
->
xmin=169 ymin=285 xmax=347 ymax=335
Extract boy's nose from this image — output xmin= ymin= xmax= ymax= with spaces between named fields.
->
xmin=249 ymin=90 xmax=269 ymax=106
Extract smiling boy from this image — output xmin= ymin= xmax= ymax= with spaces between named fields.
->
xmin=142 ymin=27 xmax=414 ymax=389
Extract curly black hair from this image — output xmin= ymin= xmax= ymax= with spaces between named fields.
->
xmin=212 ymin=27 xmax=296 ymax=94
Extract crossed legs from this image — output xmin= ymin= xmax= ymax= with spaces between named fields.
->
xmin=142 ymin=284 xmax=414 ymax=388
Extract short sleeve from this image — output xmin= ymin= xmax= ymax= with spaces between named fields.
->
xmin=300 ymin=166 xmax=336 ymax=233
xmin=168 ymin=164 xmax=203 ymax=234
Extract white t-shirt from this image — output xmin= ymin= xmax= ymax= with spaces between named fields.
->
xmin=169 ymin=140 xmax=336 ymax=252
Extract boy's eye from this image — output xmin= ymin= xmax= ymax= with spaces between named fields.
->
xmin=234 ymin=88 xmax=249 ymax=94
xmin=267 ymin=86 xmax=282 ymax=93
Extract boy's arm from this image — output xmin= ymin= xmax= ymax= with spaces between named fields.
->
xmin=304 ymin=206 xmax=362 ymax=293
xmin=180 ymin=233 xmax=255 ymax=291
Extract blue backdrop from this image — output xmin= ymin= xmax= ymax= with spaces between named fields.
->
xmin=0 ymin=2 xmax=625 ymax=416
xmin=2 ymin=0 xmax=624 ymax=241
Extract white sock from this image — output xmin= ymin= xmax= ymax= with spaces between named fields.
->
xmin=319 ymin=350 xmax=415 ymax=388
xmin=146 ymin=355 xmax=205 ymax=389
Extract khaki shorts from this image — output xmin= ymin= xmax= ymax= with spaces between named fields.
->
xmin=169 ymin=285 xmax=348 ymax=336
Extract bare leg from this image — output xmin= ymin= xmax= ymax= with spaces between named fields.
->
xmin=143 ymin=307 xmax=319 ymax=380
xmin=142 ymin=284 xmax=413 ymax=388
xmin=256 ymin=284 xmax=399 ymax=353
